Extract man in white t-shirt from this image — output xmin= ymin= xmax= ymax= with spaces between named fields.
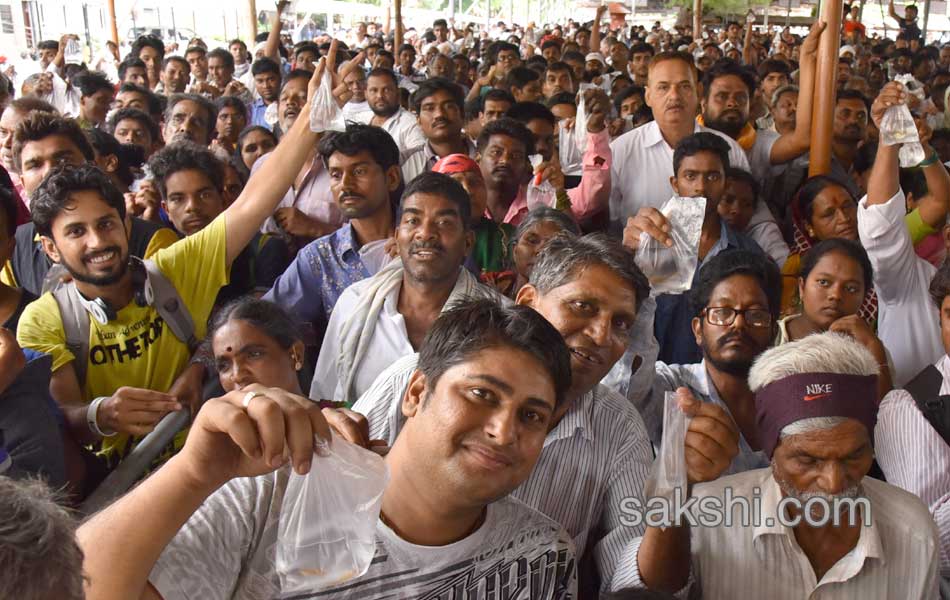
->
xmin=76 ymin=300 xmax=577 ymax=600
xmin=353 ymin=68 xmax=426 ymax=156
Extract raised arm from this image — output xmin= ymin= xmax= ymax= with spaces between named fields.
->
xmin=223 ymin=43 xmax=363 ymax=265
xmin=590 ymin=5 xmax=607 ymax=54
xmin=867 ymin=81 xmax=907 ymax=206
xmin=263 ymin=0 xmax=288 ymax=63
xmin=742 ymin=16 xmax=755 ymax=65
xmin=913 ymin=122 xmax=950 ymax=228
xmin=770 ymin=21 xmax=824 ymax=163
xmin=888 ymin=0 xmax=901 ymax=23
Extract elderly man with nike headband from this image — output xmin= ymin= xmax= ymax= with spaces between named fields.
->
xmin=635 ymin=331 xmax=940 ymax=598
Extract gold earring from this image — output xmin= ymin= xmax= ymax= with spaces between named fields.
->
xmin=292 ymin=354 xmax=302 ymax=370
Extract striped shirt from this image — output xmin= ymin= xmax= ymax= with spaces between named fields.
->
xmin=689 ymin=467 xmax=939 ymax=599
xmin=875 ymin=355 xmax=950 ymax=575
xmin=351 ymin=354 xmax=655 ymax=594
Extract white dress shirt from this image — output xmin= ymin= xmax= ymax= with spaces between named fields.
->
xmin=351 ymin=353 xmax=656 ymax=595
xmin=352 ymin=107 xmax=426 ymax=157
xmin=251 ymin=152 xmax=341 ymax=236
xmin=875 ymin=355 xmax=950 ymax=575
xmin=857 ymin=188 xmax=943 ymax=386
xmin=342 ymin=100 xmax=370 ymax=119
xmin=687 ymin=467 xmax=939 ymax=599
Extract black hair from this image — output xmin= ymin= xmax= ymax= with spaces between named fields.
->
xmin=280 ymin=68 xmax=313 ymax=94
xmin=797 ymin=175 xmax=855 ymax=223
xmin=541 ymin=40 xmax=561 ymax=52
xmin=37 ymin=40 xmax=59 ymax=52
xmin=118 ymin=57 xmax=146 ymax=81
xmin=673 ymin=132 xmax=731 ymax=176
xmin=0 ymin=183 xmax=17 ymax=237
xmin=207 ymin=297 xmax=302 ymax=352
xmin=108 ymin=107 xmax=160 ymax=146
xmin=506 ymin=101 xmax=557 ymax=128
xmin=147 ymin=141 xmax=225 ymax=200
xmin=401 ymin=170 xmax=471 ymax=227
xmin=207 ymin=48 xmax=234 ymax=71
xmin=433 ymin=18 xmax=448 ymax=29
xmin=561 ymin=50 xmax=586 ymax=64
xmin=756 ymin=58 xmax=791 ymax=81
xmin=800 ymin=238 xmax=874 ymax=292
xmin=117 ymin=83 xmax=162 ymax=117
xmin=237 ymin=125 xmax=278 ymax=152
xmin=417 ymin=298 xmax=572 ymax=411
xmin=229 ymin=39 xmax=248 ymax=52
xmin=366 ymin=67 xmax=399 ymax=87
xmin=162 ymin=55 xmax=190 ymax=72
xmin=318 ymin=123 xmax=401 ymax=178
xmin=504 ymin=66 xmax=540 ymax=91
xmin=929 ymin=261 xmax=950 ymax=309
xmin=836 ymin=89 xmax=871 ymax=112
xmin=545 ymin=91 xmax=576 ymax=109
xmin=398 ymin=43 xmax=416 ymax=56
xmin=294 ymin=41 xmax=321 ymax=59
xmin=701 ymin=59 xmax=757 ymax=98
xmin=251 ymin=57 xmax=281 ymax=77
xmin=410 ymin=77 xmax=464 ymax=114
xmin=900 ymin=165 xmax=930 ymax=200
xmin=464 ymin=97 xmax=482 ymax=122
xmin=545 ymin=60 xmax=574 ymax=78
xmin=13 ymin=112 xmax=94 ymax=172
xmin=614 ymin=85 xmax=646 ymax=114
xmin=8 ymin=96 xmax=56 ymax=115
xmin=86 ymin=128 xmax=143 ymax=188
xmin=184 ymin=45 xmax=207 ymax=58
xmin=526 ymin=55 xmax=549 ymax=73
xmin=689 ymin=249 xmax=782 ymax=322
xmin=31 ymin=163 xmax=126 ymax=237
xmin=130 ymin=35 xmax=165 ymax=60
xmin=482 ymin=88 xmax=516 ymax=111
xmin=489 ymin=41 xmax=520 ymax=65
xmin=164 ymin=93 xmax=218 ymax=144
xmin=73 ymin=71 xmax=114 ymax=98
xmin=476 ymin=116 xmax=536 ymax=157
xmin=630 ymin=42 xmax=656 ymax=56
xmin=215 ymin=95 xmax=249 ymax=122
xmin=725 ymin=167 xmax=760 ymax=200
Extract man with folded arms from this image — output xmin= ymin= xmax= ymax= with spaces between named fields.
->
xmin=637 ymin=332 xmax=939 ymax=598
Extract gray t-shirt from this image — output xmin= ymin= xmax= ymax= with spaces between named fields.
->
xmin=149 ymin=468 xmax=577 ymax=599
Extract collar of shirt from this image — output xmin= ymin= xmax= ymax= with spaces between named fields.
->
xmin=642 ymin=120 xmax=707 ymax=150
xmin=752 ymin=469 xmax=885 ymax=584
xmin=503 ymin=186 xmax=529 ymax=224
xmin=424 ymin=137 xmax=477 ymax=169
xmin=545 ymin=387 xmax=596 ymax=447
xmin=935 ymin=354 xmax=950 ymax=394
xmin=335 ymin=222 xmax=361 ymax=261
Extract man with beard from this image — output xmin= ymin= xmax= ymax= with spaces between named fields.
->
xmin=642 ymin=249 xmax=780 ymax=474
xmin=353 ymin=68 xmax=425 ymax=156
xmin=248 ymin=58 xmax=281 ymax=127
xmin=402 ymin=78 xmax=473 ymax=183
xmin=6 ymin=111 xmax=177 ymax=297
xmin=162 ymin=94 xmax=216 ymax=147
xmin=477 ymin=118 xmax=534 ymax=226
xmin=15 ymin=58 xmax=348 ymax=474
xmin=636 ymin=332 xmax=938 ymax=598
xmin=311 ymin=171 xmax=503 ymax=405
xmin=264 ymin=123 xmax=402 ymax=347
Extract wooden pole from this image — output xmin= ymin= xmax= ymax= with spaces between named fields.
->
xmin=107 ymin=0 xmax=119 ymax=46
xmin=809 ymin=0 xmax=844 ymax=176
xmin=394 ymin=0 xmax=403 ymax=52
xmin=693 ymin=0 xmax=702 ymax=41
xmin=246 ymin=0 xmax=258 ymax=41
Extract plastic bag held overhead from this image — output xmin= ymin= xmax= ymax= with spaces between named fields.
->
xmin=634 ymin=196 xmax=706 ymax=295
xmin=309 ymin=68 xmax=347 ymax=133
xmin=276 ymin=435 xmax=389 ymax=593
xmin=880 ymin=74 xmax=926 ymax=167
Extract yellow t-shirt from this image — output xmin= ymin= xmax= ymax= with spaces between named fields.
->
xmin=16 ymin=215 xmax=229 ymax=461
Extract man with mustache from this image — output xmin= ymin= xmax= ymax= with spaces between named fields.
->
xmin=161 ymin=94 xmax=216 ymax=147
xmin=352 ymin=68 xmax=425 ymax=156
xmin=402 ymin=78 xmax=473 ymax=183
xmin=311 ymin=171 xmax=505 ymax=405
xmin=637 ymin=332 xmax=938 ymax=598
xmin=264 ymin=123 xmax=403 ymax=349
xmin=477 ymin=118 xmax=534 ymax=225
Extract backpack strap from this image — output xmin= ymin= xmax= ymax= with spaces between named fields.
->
xmin=41 ymin=263 xmax=69 ymax=295
xmin=904 ymin=364 xmax=950 ymax=446
xmin=51 ymin=283 xmax=91 ymax=387
xmin=141 ymin=259 xmax=198 ymax=353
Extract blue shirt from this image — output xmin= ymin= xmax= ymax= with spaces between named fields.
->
xmin=263 ymin=223 xmax=372 ymax=341
xmin=249 ymin=98 xmax=269 ymax=128
xmin=653 ymin=222 xmax=762 ymax=365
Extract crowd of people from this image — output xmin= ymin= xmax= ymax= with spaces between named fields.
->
xmin=2 ymin=0 xmax=950 ymax=598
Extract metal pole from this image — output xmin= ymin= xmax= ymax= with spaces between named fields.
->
xmin=83 ymin=3 xmax=92 ymax=53
xmin=693 ymin=0 xmax=702 ymax=40
xmin=809 ymin=0 xmax=844 ymax=176
xmin=786 ymin=0 xmax=792 ymax=27
xmin=922 ymin=0 xmax=932 ymax=42
xmin=107 ymin=0 xmax=119 ymax=45
xmin=764 ymin=2 xmax=770 ymax=29
xmin=448 ymin=0 xmax=456 ymax=22
xmin=171 ymin=7 xmax=177 ymax=37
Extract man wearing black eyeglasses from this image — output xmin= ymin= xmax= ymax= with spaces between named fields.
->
xmin=633 ymin=249 xmax=782 ymax=477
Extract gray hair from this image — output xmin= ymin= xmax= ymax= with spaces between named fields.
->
xmin=780 ymin=416 xmax=849 ymax=439
xmin=163 ymin=93 xmax=218 ymax=141
xmin=771 ymin=84 xmax=799 ymax=106
xmin=0 ymin=477 xmax=85 ymax=599
xmin=513 ymin=206 xmax=581 ymax=244
xmin=748 ymin=331 xmax=878 ymax=392
xmin=530 ymin=232 xmax=651 ymax=305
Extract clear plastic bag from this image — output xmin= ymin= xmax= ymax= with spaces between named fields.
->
xmin=526 ymin=154 xmax=557 ymax=210
xmin=276 ymin=435 xmax=389 ymax=593
xmin=634 ymin=196 xmax=706 ymax=295
xmin=558 ymin=120 xmax=583 ymax=177
xmin=574 ymin=83 xmax=594 ymax=153
xmin=880 ymin=74 xmax=927 ymax=167
xmin=644 ymin=392 xmax=691 ymax=502
xmin=309 ymin=68 xmax=346 ymax=133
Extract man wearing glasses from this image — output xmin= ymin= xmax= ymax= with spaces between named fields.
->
xmin=636 ymin=249 xmax=782 ymax=476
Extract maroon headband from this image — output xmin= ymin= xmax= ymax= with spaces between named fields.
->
xmin=755 ymin=372 xmax=878 ymax=458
